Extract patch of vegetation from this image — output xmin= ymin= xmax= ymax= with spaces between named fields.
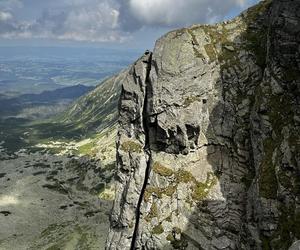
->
xmin=219 ymin=49 xmax=241 ymax=71
xmin=145 ymin=203 xmax=159 ymax=222
xmin=261 ymin=206 xmax=300 ymax=250
xmin=153 ymin=162 xmax=174 ymax=177
xmin=144 ymin=187 xmax=161 ymax=201
xmin=239 ymin=1 xmax=272 ymax=68
xmin=196 ymin=24 xmax=234 ymax=64
xmin=274 ymin=211 xmax=300 ymax=249
xmin=144 ymin=186 xmax=173 ymax=202
xmin=99 ymin=191 xmax=115 ymax=201
xmin=244 ymin=0 xmax=272 ymax=23
xmin=78 ymin=142 xmax=96 ymax=156
xmin=91 ymin=183 xmax=105 ymax=195
xmin=191 ymin=172 xmax=218 ymax=200
xmin=152 ymin=223 xmax=164 ymax=235
xmin=187 ymin=29 xmax=199 ymax=46
xmin=256 ymin=80 xmax=297 ymax=199
xmin=258 ymin=138 xmax=278 ymax=199
xmin=201 ymin=25 xmax=230 ymax=45
xmin=186 ymin=29 xmax=205 ymax=59
xmin=190 ymin=1 xmax=272 ymax=70
xmin=39 ymin=222 xmax=71 ymax=240
xmin=145 ymin=166 xmax=218 ymax=204
xmin=166 ymin=234 xmax=174 ymax=242
xmin=268 ymin=95 xmax=293 ymax=136
xmin=204 ymin=44 xmax=218 ymax=62
xmin=165 ymin=214 xmax=172 ymax=222
xmin=172 ymin=28 xmax=187 ymax=39
xmin=164 ymin=185 xmax=177 ymax=196
xmin=175 ymin=169 xmax=196 ymax=183
xmin=242 ymin=27 xmax=268 ymax=68
xmin=120 ymin=140 xmax=143 ymax=153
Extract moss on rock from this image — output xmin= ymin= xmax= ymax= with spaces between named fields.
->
xmin=145 ymin=167 xmax=218 ymax=204
xmin=120 ymin=140 xmax=142 ymax=153
xmin=175 ymin=169 xmax=196 ymax=183
xmin=191 ymin=172 xmax=218 ymax=201
xmin=145 ymin=203 xmax=159 ymax=222
xmin=153 ymin=162 xmax=174 ymax=177
xmin=259 ymin=138 xmax=278 ymax=199
xmin=152 ymin=224 xmax=164 ymax=235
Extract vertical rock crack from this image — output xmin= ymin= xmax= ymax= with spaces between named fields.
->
xmin=130 ymin=52 xmax=153 ymax=249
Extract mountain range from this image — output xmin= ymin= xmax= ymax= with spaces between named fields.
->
xmin=0 ymin=0 xmax=299 ymax=249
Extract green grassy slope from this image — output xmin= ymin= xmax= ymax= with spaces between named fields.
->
xmin=0 ymin=69 xmax=128 ymax=153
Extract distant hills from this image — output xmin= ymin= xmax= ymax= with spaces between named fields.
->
xmin=0 ymin=84 xmax=94 ymax=117
xmin=18 ymin=84 xmax=94 ymax=103
xmin=57 ymin=70 xmax=127 ymax=133
xmin=0 ymin=71 xmax=124 ymax=152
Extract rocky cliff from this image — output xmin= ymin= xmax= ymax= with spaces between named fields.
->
xmin=106 ymin=0 xmax=300 ymax=249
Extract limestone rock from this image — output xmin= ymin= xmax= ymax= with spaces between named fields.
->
xmin=106 ymin=0 xmax=300 ymax=249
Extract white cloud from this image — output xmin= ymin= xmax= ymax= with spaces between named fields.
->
xmin=127 ymin=0 xmax=247 ymax=26
xmin=52 ymin=1 xmax=123 ymax=42
xmin=0 ymin=0 xmax=254 ymax=42
xmin=0 ymin=11 xmax=13 ymax=21
xmin=0 ymin=0 xmax=127 ymax=42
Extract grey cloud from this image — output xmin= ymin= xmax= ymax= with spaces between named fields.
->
xmin=121 ymin=0 xmax=248 ymax=28
xmin=0 ymin=0 xmax=22 ymax=10
xmin=0 ymin=0 xmax=254 ymax=42
xmin=0 ymin=0 xmax=126 ymax=42
xmin=118 ymin=1 xmax=142 ymax=32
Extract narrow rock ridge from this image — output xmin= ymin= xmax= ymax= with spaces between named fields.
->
xmin=106 ymin=0 xmax=300 ymax=249
xmin=106 ymin=52 xmax=153 ymax=249
xmin=130 ymin=52 xmax=153 ymax=250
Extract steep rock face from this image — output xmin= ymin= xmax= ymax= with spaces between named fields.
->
xmin=107 ymin=0 xmax=300 ymax=249
xmin=106 ymin=52 xmax=152 ymax=249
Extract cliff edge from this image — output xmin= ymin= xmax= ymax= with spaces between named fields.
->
xmin=106 ymin=0 xmax=300 ymax=249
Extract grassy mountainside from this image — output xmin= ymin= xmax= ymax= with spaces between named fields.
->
xmin=0 ymin=70 xmax=126 ymax=154
xmin=56 ymin=69 xmax=127 ymax=134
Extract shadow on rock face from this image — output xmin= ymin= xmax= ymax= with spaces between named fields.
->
xmin=146 ymin=1 xmax=300 ymax=249
xmin=103 ymin=1 xmax=299 ymax=249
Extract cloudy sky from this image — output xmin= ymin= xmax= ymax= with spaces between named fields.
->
xmin=0 ymin=0 xmax=258 ymax=49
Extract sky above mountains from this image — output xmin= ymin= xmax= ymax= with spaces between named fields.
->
xmin=0 ymin=0 xmax=259 ymax=49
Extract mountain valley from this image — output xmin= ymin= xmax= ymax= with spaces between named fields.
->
xmin=0 ymin=0 xmax=300 ymax=249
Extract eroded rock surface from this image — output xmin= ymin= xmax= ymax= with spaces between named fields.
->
xmin=107 ymin=0 xmax=300 ymax=249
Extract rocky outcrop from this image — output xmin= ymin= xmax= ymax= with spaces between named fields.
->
xmin=106 ymin=52 xmax=152 ymax=249
xmin=106 ymin=0 xmax=300 ymax=249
